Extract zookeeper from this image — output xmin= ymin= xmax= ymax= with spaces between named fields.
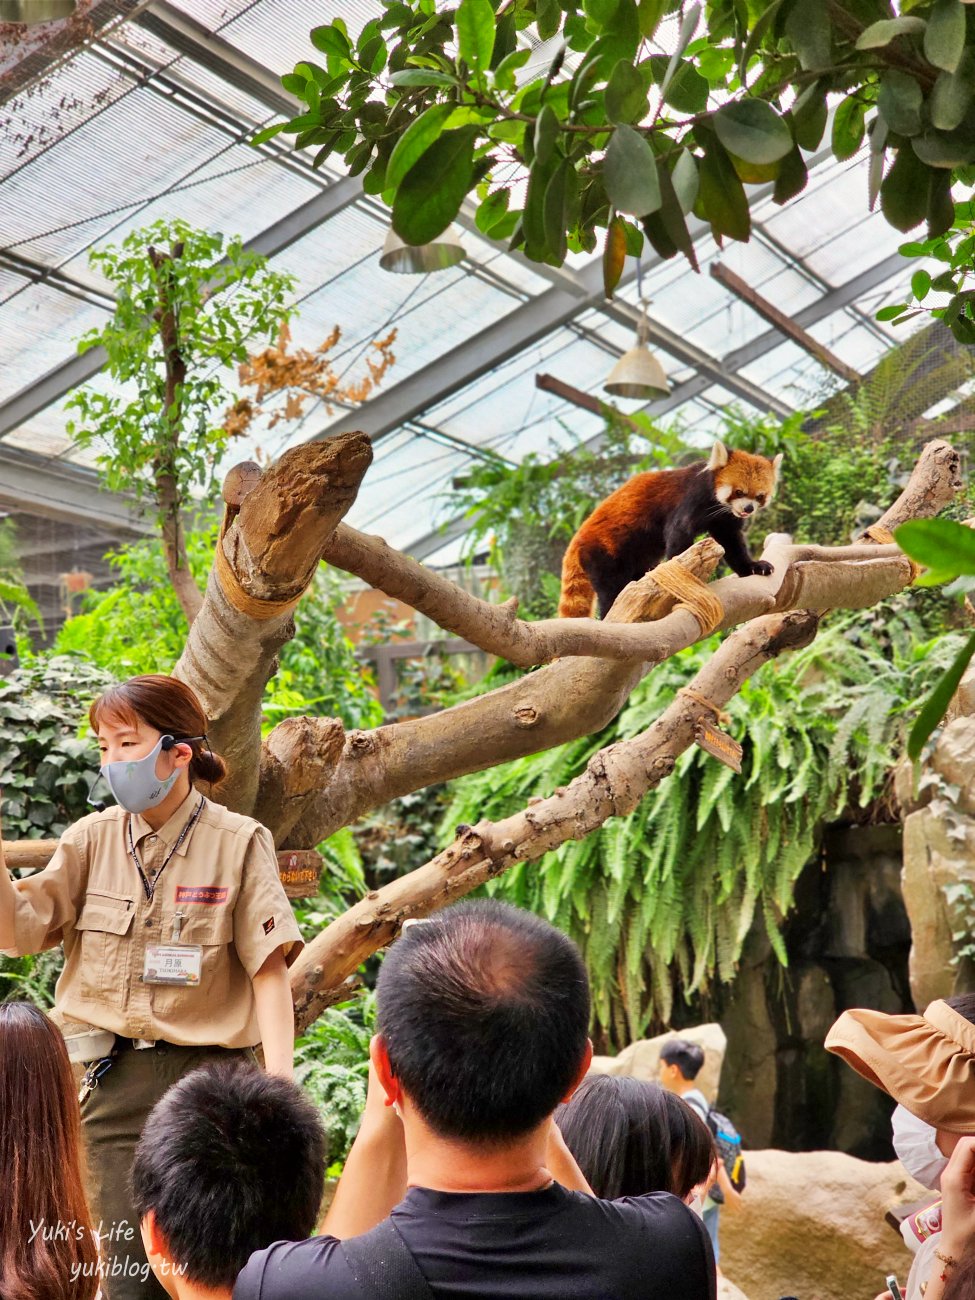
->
xmin=0 ymin=673 xmax=303 ymax=1300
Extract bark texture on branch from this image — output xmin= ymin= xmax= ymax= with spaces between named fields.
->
xmin=289 ymin=610 xmax=819 ymax=1030
xmin=319 ymin=440 xmax=961 ymax=667
xmin=283 ymin=536 xmax=726 ymax=849
xmin=173 ymin=433 xmax=372 ymax=815
xmin=283 ymin=438 xmax=959 ymax=847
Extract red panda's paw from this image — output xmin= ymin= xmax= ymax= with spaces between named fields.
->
xmin=749 ymin=560 xmax=774 ymax=577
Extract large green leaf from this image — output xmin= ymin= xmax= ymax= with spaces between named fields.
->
xmin=832 ymin=96 xmax=866 ymax=161
xmin=392 ymin=127 xmax=478 ymax=245
xmin=784 ymin=0 xmax=831 ymax=71
xmin=930 ymin=56 xmax=975 ymax=132
xmin=697 ymin=134 xmax=750 ymax=240
xmin=388 ymin=69 xmax=457 ymax=88
xmin=881 ymin=146 xmax=932 ymax=231
xmin=925 ymin=0 xmax=966 ymax=74
xmin=605 ymin=59 xmax=648 ymax=123
xmin=663 ymin=60 xmax=709 ymax=113
xmin=913 ymin=126 xmax=975 ymax=168
xmin=855 ymin=16 xmax=926 ymax=50
xmin=457 ymin=0 xmax=496 ymax=73
xmin=603 ymin=214 xmax=627 ymax=297
xmin=895 ymin=518 xmax=975 ymax=575
xmin=713 ymin=100 xmax=793 ymax=165
xmin=660 ymin=2 xmax=701 ymax=99
xmin=878 ymin=70 xmax=923 ymax=136
xmin=908 ymin=631 xmax=975 ymax=760
xmin=386 ymin=103 xmax=455 ymax=191
xmin=604 ymin=125 xmax=662 ymax=217
xmin=534 ymin=103 xmax=559 ymax=165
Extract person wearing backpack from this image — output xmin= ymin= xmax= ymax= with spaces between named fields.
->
xmin=659 ymin=1038 xmax=745 ymax=1262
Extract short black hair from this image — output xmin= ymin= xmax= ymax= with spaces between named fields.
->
xmin=659 ymin=1038 xmax=705 ymax=1081
xmin=131 ymin=1064 xmax=326 ymax=1289
xmin=376 ymin=899 xmax=590 ymax=1143
xmin=555 ymin=1075 xmax=715 ymax=1200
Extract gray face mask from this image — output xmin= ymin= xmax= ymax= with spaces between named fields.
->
xmin=98 ymin=734 xmax=198 ymax=815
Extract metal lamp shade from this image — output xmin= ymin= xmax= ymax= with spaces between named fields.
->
xmin=604 ymin=344 xmax=669 ymax=400
xmin=0 ymin=0 xmax=76 ymax=21
xmin=379 ymin=225 xmax=465 ymax=274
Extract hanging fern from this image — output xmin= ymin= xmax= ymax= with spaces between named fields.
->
xmin=442 ymin=609 xmax=965 ymax=1043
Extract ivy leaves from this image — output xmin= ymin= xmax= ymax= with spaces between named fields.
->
xmin=265 ymin=0 xmax=973 ymax=284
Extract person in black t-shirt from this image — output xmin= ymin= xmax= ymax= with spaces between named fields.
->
xmin=233 ymin=900 xmax=715 ymax=1300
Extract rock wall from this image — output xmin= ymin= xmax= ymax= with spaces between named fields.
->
xmin=720 ymin=823 xmax=912 ymax=1156
xmin=900 ymin=715 xmax=975 ymax=1008
xmin=719 ymin=1150 xmax=925 ymax=1300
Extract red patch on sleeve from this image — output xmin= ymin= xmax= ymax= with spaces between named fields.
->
xmin=262 ymin=916 xmax=275 ymax=935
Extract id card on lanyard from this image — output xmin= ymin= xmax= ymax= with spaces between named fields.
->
xmin=143 ymin=944 xmax=202 ymax=985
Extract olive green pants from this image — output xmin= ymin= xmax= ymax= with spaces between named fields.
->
xmin=75 ymin=1040 xmax=256 ymax=1300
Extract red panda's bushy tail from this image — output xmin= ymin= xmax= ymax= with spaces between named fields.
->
xmin=558 ymin=538 xmax=595 ymax=617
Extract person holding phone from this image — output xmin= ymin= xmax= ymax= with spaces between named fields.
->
xmin=0 ymin=674 xmax=303 ymax=1300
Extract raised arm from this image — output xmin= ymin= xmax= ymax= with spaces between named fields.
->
xmin=0 ymin=797 xmax=85 ymax=956
xmin=321 ymin=1048 xmax=409 ymax=1240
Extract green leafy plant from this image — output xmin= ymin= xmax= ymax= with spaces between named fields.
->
xmin=265 ymin=1 xmax=974 ymax=282
xmin=895 ymin=517 xmax=975 ymax=756
xmin=65 ymin=220 xmax=296 ymax=621
xmin=0 ymin=655 xmax=115 ymax=839
xmin=294 ymin=992 xmax=377 ymax=1167
xmin=0 ymin=519 xmax=40 ymax=636
xmin=53 ymin=535 xmax=383 ymax=734
xmin=443 ymin=615 xmax=965 ymax=1043
xmin=880 ymin=200 xmax=975 ymax=344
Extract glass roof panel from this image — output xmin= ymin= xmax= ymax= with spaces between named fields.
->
xmin=0 ymin=283 xmax=108 ymax=404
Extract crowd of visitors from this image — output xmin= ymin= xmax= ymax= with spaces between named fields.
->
xmin=4 ymin=672 xmax=975 ymax=1299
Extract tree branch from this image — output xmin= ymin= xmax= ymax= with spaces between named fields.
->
xmin=289 ymin=610 xmax=819 ymax=1030
xmin=282 ymin=438 xmax=960 ymax=848
xmin=173 ymin=433 xmax=372 ymax=817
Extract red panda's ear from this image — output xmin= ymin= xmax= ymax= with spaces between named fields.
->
xmin=772 ymin=452 xmax=783 ymax=482
xmin=707 ymin=441 xmax=729 ymax=471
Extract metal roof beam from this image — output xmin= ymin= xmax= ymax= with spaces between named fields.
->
xmin=0 ymin=176 xmax=362 ymax=442
xmin=0 ymin=445 xmax=151 ymax=535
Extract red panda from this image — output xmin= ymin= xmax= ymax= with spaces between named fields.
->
xmin=558 ymin=441 xmax=783 ymax=619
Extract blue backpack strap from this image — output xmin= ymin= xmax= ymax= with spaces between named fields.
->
xmin=341 ymin=1218 xmax=436 ymax=1300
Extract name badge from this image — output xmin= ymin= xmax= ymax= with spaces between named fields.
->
xmin=143 ymin=944 xmax=203 ymax=986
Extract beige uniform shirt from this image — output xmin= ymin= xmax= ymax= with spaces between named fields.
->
xmin=0 ymin=791 xmax=304 ymax=1049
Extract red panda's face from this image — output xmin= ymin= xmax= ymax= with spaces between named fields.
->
xmin=708 ymin=443 xmax=782 ymax=519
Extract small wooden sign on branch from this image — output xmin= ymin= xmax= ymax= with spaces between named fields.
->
xmin=694 ymin=720 xmax=743 ymax=774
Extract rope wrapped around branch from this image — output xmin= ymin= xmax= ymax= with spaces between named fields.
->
xmin=651 ymin=558 xmax=724 ymax=636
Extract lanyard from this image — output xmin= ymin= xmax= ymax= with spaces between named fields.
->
xmin=127 ymin=797 xmax=205 ymax=903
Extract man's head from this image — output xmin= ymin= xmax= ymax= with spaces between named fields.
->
xmin=374 ymin=900 xmax=592 ymax=1145
xmin=658 ymin=1039 xmax=705 ymax=1093
xmin=132 ymin=1064 xmax=326 ymax=1297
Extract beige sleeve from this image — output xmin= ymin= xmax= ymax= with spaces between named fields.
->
xmin=0 ymin=827 xmax=88 ymax=956
xmin=232 ymin=825 xmax=305 ymax=979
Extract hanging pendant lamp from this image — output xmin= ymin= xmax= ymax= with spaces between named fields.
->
xmin=379 ymin=224 xmax=466 ymax=274
xmin=604 ymin=299 xmax=669 ymax=400
xmin=0 ymin=0 xmax=76 ymax=21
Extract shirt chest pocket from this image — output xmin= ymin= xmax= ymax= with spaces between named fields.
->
xmin=149 ymin=910 xmax=234 ymax=1016
xmin=75 ymin=892 xmax=136 ymax=1008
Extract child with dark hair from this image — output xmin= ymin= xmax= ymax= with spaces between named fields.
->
xmin=554 ymin=1074 xmax=716 ymax=1203
xmin=132 ymin=1063 xmax=327 ymax=1298
xmin=659 ymin=1037 xmax=741 ymax=1262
